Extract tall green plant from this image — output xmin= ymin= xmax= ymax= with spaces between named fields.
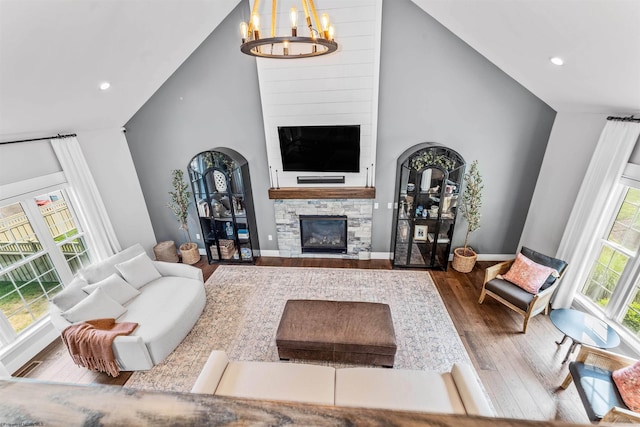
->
xmin=459 ymin=160 xmax=483 ymax=255
xmin=168 ymin=169 xmax=193 ymax=243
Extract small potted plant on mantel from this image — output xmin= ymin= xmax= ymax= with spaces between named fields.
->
xmin=452 ymin=160 xmax=483 ymax=273
xmin=168 ymin=169 xmax=200 ymax=265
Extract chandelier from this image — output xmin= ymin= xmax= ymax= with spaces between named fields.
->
xmin=240 ymin=0 xmax=338 ymax=59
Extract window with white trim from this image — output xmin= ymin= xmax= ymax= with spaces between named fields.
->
xmin=581 ymin=185 xmax=640 ymax=339
xmin=0 ymin=187 xmax=92 ymax=346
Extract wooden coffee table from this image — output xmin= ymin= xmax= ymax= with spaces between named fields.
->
xmin=275 ymin=299 xmax=397 ymax=367
xmin=550 ymin=308 xmax=620 ymax=364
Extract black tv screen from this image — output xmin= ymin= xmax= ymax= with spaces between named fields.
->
xmin=278 ymin=125 xmax=360 ymax=173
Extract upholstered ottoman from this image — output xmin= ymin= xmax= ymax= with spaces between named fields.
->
xmin=276 ymin=299 xmax=397 ymax=367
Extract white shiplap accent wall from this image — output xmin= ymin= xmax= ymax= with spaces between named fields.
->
xmin=252 ymin=0 xmax=383 ymax=187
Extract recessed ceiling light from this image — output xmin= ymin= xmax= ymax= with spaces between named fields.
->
xmin=550 ymin=57 xmax=564 ymax=66
xmin=99 ymin=81 xmax=111 ymax=91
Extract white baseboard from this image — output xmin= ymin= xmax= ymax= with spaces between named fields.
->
xmin=370 ymin=252 xmax=392 ymax=259
xmin=258 ymin=250 xmax=280 ymax=257
xmin=476 ymin=254 xmax=514 ymax=261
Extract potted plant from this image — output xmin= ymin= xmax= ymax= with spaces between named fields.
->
xmin=168 ymin=169 xmax=200 ymax=265
xmin=452 ymin=160 xmax=483 ymax=273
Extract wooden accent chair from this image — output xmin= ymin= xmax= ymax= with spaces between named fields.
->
xmin=560 ymin=345 xmax=639 ymax=424
xmin=478 ymin=247 xmax=568 ymax=333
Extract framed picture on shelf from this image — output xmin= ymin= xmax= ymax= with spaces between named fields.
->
xmin=414 ymin=225 xmax=428 ymax=241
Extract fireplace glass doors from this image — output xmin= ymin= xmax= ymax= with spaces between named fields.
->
xmin=299 ymin=215 xmax=348 ymax=254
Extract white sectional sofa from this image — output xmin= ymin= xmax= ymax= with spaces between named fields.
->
xmin=191 ymin=350 xmax=495 ymax=417
xmin=49 ymin=243 xmax=205 ymax=371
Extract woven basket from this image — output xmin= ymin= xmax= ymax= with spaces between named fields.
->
xmin=153 ymin=241 xmax=179 ymax=263
xmin=179 ymin=242 xmax=200 ymax=265
xmin=452 ymin=247 xmax=477 ymax=273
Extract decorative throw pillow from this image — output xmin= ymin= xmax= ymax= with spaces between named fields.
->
xmin=502 ymin=253 xmax=559 ymax=295
xmin=115 ymin=252 xmax=161 ymax=289
xmin=82 ymin=273 xmax=140 ymax=305
xmin=51 ymin=276 xmax=89 ymax=311
xmin=612 ymin=361 xmax=640 ymax=412
xmin=61 ymin=287 xmax=127 ymax=323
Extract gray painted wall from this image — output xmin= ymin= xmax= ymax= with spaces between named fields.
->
xmin=375 ymin=0 xmax=557 ymax=254
xmin=76 ymin=128 xmax=157 ymax=254
xmin=518 ymin=112 xmax=607 ymax=256
xmin=125 ymin=2 xmax=274 ymax=251
xmin=0 ymin=140 xmax=60 ymax=186
xmin=124 ymin=0 xmax=556 ymax=256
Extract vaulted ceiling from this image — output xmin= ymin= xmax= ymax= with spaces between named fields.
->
xmin=1 ymin=0 xmax=638 ymax=140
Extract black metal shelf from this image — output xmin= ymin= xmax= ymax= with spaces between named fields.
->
xmin=391 ymin=144 xmax=465 ymax=271
xmin=188 ymin=148 xmax=259 ymax=265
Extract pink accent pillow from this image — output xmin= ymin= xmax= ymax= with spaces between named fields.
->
xmin=612 ymin=361 xmax=640 ymax=412
xmin=502 ymin=253 xmax=558 ymax=294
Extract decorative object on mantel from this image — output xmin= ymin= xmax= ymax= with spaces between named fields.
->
xmin=240 ymin=0 xmax=338 ymax=59
xmin=452 ymin=160 xmax=483 ymax=273
xmin=168 ymin=169 xmax=200 ymax=265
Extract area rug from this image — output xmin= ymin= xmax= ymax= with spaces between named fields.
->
xmin=125 ymin=265 xmax=471 ymax=393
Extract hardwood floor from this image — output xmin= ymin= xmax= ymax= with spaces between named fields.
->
xmin=17 ymin=256 xmax=589 ymax=423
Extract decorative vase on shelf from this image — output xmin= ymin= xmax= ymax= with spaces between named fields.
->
xmin=225 ymin=221 xmax=234 ymax=239
xmin=399 ymin=201 xmax=407 ymax=219
xmin=213 ymin=170 xmax=227 ymax=192
xmin=398 ymin=221 xmax=409 ymax=243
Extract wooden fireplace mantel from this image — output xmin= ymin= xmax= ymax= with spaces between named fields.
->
xmin=268 ymin=187 xmax=376 ymax=200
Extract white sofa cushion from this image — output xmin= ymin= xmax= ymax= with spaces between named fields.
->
xmin=61 ymin=287 xmax=127 ymax=323
xmin=51 ymin=276 xmax=88 ymax=311
xmin=451 ymin=363 xmax=495 ymax=417
xmin=82 ymin=273 xmax=140 ymax=305
xmin=335 ymin=367 xmax=466 ymax=414
xmin=215 ymin=361 xmax=335 ymax=406
xmin=115 ymin=252 xmax=161 ymax=289
xmin=78 ymin=244 xmax=145 ymax=284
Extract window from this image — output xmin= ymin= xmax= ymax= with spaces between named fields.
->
xmin=35 ymin=190 xmax=91 ymax=275
xmin=0 ymin=188 xmax=92 ymax=345
xmin=581 ymin=187 xmax=640 ymax=339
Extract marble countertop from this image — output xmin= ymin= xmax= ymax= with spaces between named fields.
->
xmin=0 ymin=379 xmax=586 ymax=426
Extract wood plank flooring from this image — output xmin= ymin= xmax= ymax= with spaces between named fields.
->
xmin=17 ymin=256 xmax=589 ymax=423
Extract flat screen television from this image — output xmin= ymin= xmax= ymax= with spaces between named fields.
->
xmin=278 ymin=125 xmax=360 ymax=173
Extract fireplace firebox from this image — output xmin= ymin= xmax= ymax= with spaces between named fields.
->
xmin=299 ymin=215 xmax=348 ymax=254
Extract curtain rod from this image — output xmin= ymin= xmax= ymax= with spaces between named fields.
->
xmin=607 ymin=115 xmax=640 ymax=123
xmin=0 ymin=133 xmax=77 ymax=146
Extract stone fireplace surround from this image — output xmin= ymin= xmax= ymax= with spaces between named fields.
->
xmin=274 ymin=198 xmax=373 ymax=259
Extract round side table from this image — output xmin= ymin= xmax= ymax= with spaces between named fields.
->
xmin=550 ymin=308 xmax=620 ymax=364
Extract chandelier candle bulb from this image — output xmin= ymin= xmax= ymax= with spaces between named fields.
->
xmin=283 ymin=40 xmax=289 ymax=56
xmin=252 ymin=14 xmax=260 ymax=39
xmin=321 ymin=13 xmax=330 ymax=38
xmin=329 ymin=25 xmax=335 ymax=41
xmin=290 ymin=7 xmax=298 ymax=36
xmin=240 ymin=21 xmax=249 ymax=43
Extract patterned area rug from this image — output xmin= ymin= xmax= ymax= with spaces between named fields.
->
xmin=126 ymin=265 xmax=471 ymax=393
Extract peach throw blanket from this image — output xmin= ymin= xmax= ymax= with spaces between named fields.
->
xmin=62 ymin=318 xmax=138 ymax=377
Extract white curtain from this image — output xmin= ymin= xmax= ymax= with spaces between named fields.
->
xmin=553 ymin=120 xmax=640 ymax=308
xmin=51 ymin=136 xmax=121 ymax=259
